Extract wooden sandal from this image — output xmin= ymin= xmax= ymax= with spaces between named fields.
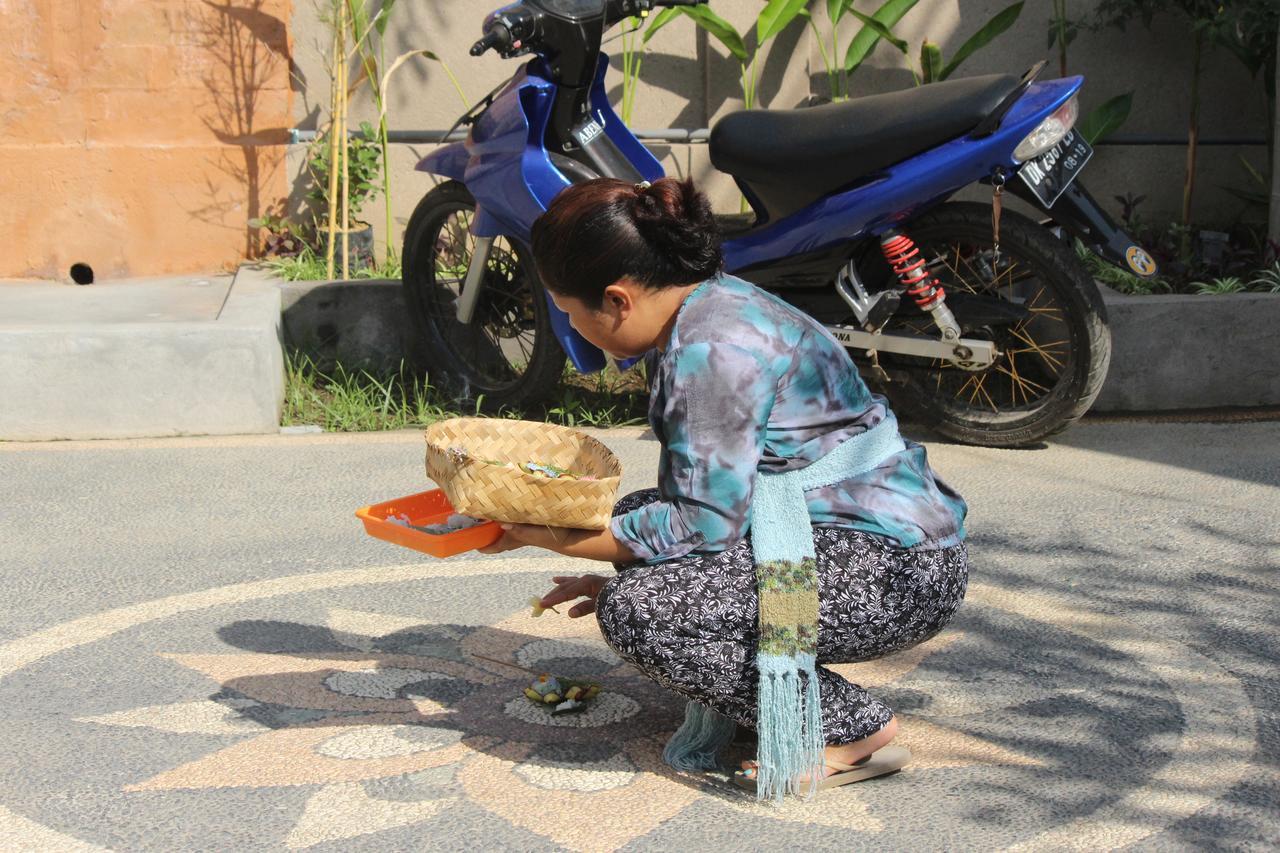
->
xmin=732 ymin=745 xmax=911 ymax=793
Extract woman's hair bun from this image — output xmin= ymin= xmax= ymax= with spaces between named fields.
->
xmin=632 ymin=178 xmax=714 ymax=233
xmin=531 ymin=176 xmax=724 ymax=308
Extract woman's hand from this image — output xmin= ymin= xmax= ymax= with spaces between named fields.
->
xmin=478 ymin=524 xmax=572 ymax=555
xmin=477 ymin=523 xmax=638 ymax=564
xmin=539 ymin=574 xmax=610 ymax=618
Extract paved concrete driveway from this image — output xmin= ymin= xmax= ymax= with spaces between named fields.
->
xmin=1 ymin=421 xmax=1277 ymax=851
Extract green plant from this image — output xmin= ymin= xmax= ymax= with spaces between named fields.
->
xmin=306 ymin=120 xmax=382 ymax=226
xmin=344 ymin=0 xmax=399 ymax=267
xmin=1224 ymin=154 xmax=1271 ymax=215
xmin=1113 ymin=192 xmax=1147 ymax=228
xmin=847 ymin=2 xmax=1024 ymax=86
xmin=284 ymin=353 xmax=451 ymax=431
xmin=249 ymin=212 xmax=305 ymax=259
xmin=1190 ymin=276 xmax=1248 ymax=294
xmin=1093 ymin=0 xmax=1280 ymax=252
xmin=1078 ymin=92 xmax=1133 ymax=144
xmin=794 ymin=0 xmax=921 ymax=101
xmin=614 ymin=16 xmax=651 ymax=123
xmin=1075 ymin=239 xmax=1170 ymax=294
xmin=263 ymin=245 xmax=401 ymax=281
xmin=1249 ymin=262 xmax=1280 ymax=292
xmin=650 ymin=0 xmax=809 ymax=111
xmin=1047 ymin=1 xmax=1133 ymax=144
xmin=1048 ymin=0 xmax=1082 ymax=77
xmin=282 ymin=352 xmax=650 ymax=432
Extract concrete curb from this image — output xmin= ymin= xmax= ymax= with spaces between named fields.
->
xmin=0 ymin=271 xmax=284 ymax=441
xmin=1095 ymin=288 xmax=1280 ymax=411
xmin=274 ymin=270 xmax=1280 ymax=413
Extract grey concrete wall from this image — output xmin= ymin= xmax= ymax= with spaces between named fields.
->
xmin=288 ymin=0 xmax=1270 ymax=257
xmin=1095 ymin=290 xmax=1280 ymax=412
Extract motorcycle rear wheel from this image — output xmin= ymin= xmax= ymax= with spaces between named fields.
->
xmin=877 ymin=202 xmax=1111 ymax=447
xmin=401 ymin=181 xmax=564 ymax=409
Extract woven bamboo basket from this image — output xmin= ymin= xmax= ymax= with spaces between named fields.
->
xmin=424 ymin=418 xmax=622 ymax=530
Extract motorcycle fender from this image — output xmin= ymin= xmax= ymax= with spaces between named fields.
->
xmin=415 ymin=140 xmax=466 ymax=180
xmin=1011 ymin=178 xmax=1159 ymax=279
xmin=413 ymin=142 xmax=506 ymax=239
xmin=413 ymin=135 xmax=609 ymax=373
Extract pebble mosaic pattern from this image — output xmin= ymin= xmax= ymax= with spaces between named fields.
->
xmin=0 ymin=556 xmax=1260 ymax=851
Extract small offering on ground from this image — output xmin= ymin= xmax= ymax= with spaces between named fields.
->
xmin=523 ymin=673 xmax=602 ymax=715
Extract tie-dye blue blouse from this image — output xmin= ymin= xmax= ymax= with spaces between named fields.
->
xmin=611 ymin=274 xmax=968 ymax=564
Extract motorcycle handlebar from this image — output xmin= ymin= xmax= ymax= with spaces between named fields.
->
xmin=469 ymin=0 xmax=708 ymax=58
xmin=470 ymin=23 xmax=511 ymax=56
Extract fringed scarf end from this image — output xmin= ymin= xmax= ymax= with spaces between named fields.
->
xmin=755 ymin=654 xmax=825 ymax=802
xmin=663 ymin=700 xmax=737 ymax=772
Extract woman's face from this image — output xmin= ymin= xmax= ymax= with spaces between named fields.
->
xmin=546 ymin=281 xmax=677 ymax=360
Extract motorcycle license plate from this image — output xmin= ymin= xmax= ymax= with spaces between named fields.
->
xmin=1017 ymin=130 xmax=1092 ymax=207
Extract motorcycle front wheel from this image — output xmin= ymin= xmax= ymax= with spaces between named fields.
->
xmin=876 ymin=202 xmax=1111 ymax=447
xmin=401 ymin=181 xmax=564 ymax=409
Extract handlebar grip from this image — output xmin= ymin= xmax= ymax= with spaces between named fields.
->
xmin=470 ymin=24 xmax=511 ymax=57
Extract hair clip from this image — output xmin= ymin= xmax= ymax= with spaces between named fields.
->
xmin=635 ymin=180 xmax=651 ymax=190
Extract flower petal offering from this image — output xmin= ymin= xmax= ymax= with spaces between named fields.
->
xmin=522 ymin=673 xmax=602 ymax=715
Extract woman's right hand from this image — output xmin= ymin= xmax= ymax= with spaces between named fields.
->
xmin=539 ymin=574 xmax=610 ymax=618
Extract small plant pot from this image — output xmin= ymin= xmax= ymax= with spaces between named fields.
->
xmin=327 ymin=222 xmax=375 ymax=276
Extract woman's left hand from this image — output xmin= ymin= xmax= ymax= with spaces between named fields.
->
xmin=478 ymin=524 xmax=571 ymax=555
xmin=478 ymin=523 xmax=639 ymax=564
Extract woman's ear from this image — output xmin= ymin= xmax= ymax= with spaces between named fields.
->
xmin=601 ymin=283 xmax=634 ymax=318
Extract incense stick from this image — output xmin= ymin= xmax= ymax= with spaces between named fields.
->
xmin=467 ymin=652 xmax=542 ymax=675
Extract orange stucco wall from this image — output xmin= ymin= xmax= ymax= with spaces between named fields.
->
xmin=0 ymin=0 xmax=293 ymax=279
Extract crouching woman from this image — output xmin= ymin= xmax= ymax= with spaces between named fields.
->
xmin=481 ymin=177 xmax=969 ymax=801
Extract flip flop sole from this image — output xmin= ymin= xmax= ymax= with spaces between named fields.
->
xmin=731 ymin=746 xmax=912 ymax=794
xmin=821 ymin=745 xmax=911 ymax=789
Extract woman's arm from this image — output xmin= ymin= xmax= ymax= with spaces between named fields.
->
xmin=478 ymin=523 xmax=638 ymax=563
xmin=611 ymin=342 xmax=775 ymax=562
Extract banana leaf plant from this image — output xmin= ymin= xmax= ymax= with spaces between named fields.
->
xmin=810 ymin=0 xmax=921 ymax=101
xmin=848 ymin=1 xmax=1024 ymax=86
xmin=646 ymin=0 xmax=808 ymax=110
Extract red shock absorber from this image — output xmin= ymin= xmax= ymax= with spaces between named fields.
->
xmin=880 ymin=231 xmax=945 ymax=309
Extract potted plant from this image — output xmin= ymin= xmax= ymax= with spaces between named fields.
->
xmin=306 ymin=120 xmax=382 ymax=276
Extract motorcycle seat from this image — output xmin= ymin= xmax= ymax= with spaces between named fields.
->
xmin=709 ymin=73 xmax=1021 ymax=221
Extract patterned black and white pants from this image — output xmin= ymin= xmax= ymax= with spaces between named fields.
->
xmin=596 ymin=489 xmax=969 ymax=745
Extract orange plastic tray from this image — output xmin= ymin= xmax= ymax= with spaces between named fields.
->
xmin=356 ymin=489 xmax=502 ymax=557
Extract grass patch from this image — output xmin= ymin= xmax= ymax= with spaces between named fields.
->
xmin=263 ymin=246 xmax=402 ymax=282
xmin=283 ymin=352 xmax=649 ymax=432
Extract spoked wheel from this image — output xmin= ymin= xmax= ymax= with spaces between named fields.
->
xmin=877 ymin=202 xmax=1111 ymax=447
xmin=401 ymin=181 xmax=563 ymax=409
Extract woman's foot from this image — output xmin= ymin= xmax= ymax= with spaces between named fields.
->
xmin=738 ymin=715 xmax=899 ymax=781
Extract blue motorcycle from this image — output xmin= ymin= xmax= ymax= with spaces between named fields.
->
xmin=402 ymin=0 xmax=1158 ymax=446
